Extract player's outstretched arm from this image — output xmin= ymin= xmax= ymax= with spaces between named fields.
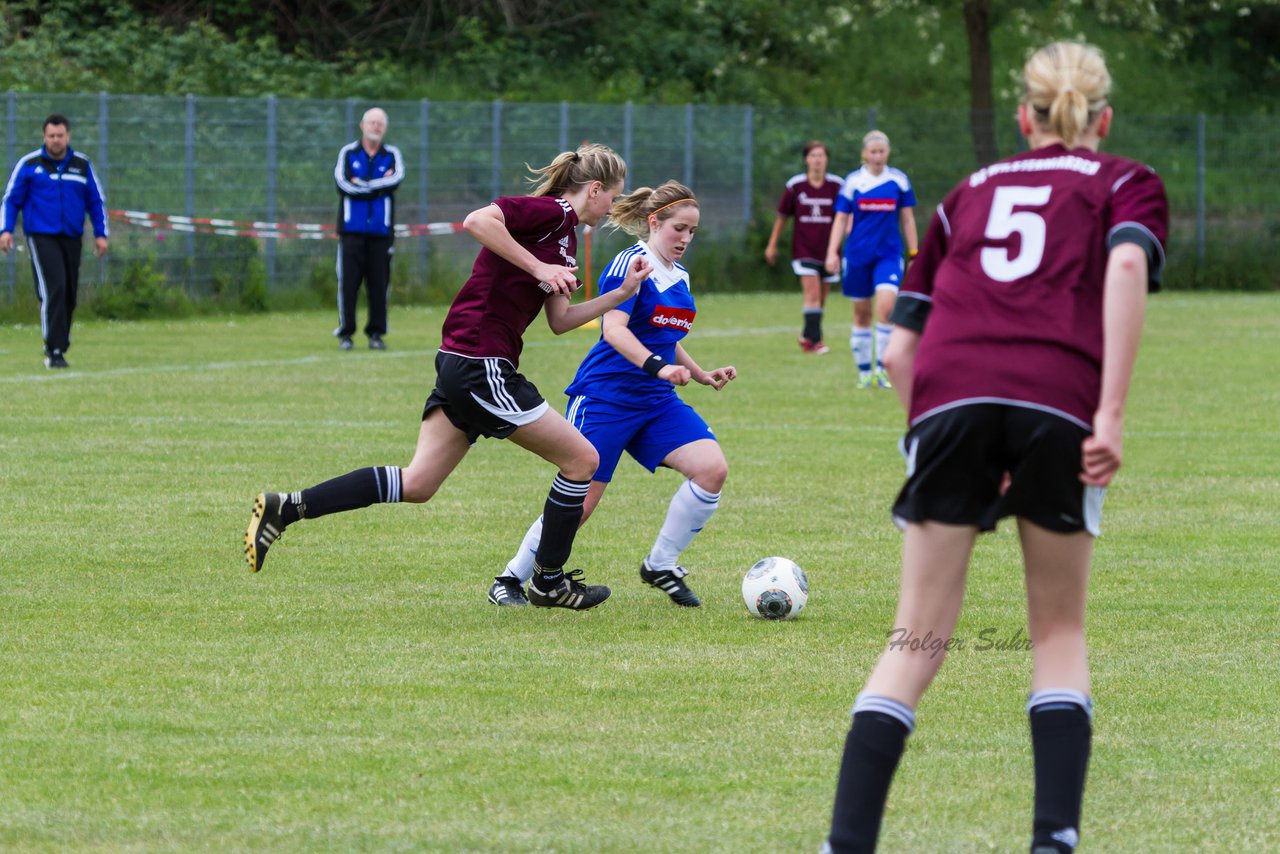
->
xmin=882 ymin=326 xmax=921 ymax=413
xmin=545 ymin=253 xmax=651 ymax=335
xmin=764 ymin=214 xmax=787 ymax=266
xmin=675 ymin=343 xmax=736 ymax=390
xmin=463 ymin=204 xmax=580 ymax=296
xmin=824 ymin=211 xmax=850 ymax=274
xmin=599 ymin=308 xmax=691 ymax=386
xmin=1082 ymin=242 xmax=1148 ymax=487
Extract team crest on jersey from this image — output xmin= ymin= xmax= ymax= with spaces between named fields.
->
xmin=649 ymin=306 xmax=695 ymax=332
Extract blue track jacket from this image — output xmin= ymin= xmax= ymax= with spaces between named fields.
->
xmin=334 ymin=141 xmax=405 ymax=236
xmin=1 ymin=146 xmax=108 ymax=238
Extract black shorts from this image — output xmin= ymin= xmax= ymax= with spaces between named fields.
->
xmin=423 ymin=350 xmax=549 ymax=443
xmin=891 ymin=404 xmax=1104 ymax=535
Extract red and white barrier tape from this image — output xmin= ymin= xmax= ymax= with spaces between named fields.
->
xmin=107 ymin=209 xmax=465 ymax=239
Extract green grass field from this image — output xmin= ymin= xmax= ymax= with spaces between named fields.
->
xmin=1 ymin=293 xmax=1277 ymax=852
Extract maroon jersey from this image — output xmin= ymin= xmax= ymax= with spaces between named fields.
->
xmin=776 ymin=173 xmax=844 ymax=263
xmin=897 ymin=144 xmax=1168 ymax=429
xmin=439 ymin=195 xmax=578 ymax=366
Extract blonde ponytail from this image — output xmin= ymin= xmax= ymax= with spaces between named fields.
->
xmin=607 ymin=180 xmax=698 ymax=238
xmin=1023 ymin=41 xmax=1111 ymax=147
xmin=527 ymin=142 xmax=627 ymax=197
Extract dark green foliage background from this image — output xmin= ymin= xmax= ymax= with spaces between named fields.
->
xmin=0 ymin=0 xmax=1275 ymax=318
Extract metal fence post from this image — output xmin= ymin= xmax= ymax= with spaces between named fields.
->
xmin=419 ymin=98 xmax=430 ymax=281
xmin=345 ymin=98 xmax=357 ymax=142
xmin=559 ymin=101 xmax=569 ymax=152
xmin=623 ymin=102 xmax=633 ymax=191
xmin=6 ymin=91 xmax=16 ymax=292
xmin=867 ymin=107 xmax=877 ymax=131
xmin=743 ymin=105 xmax=754 ymax=225
xmin=266 ymin=95 xmax=277 ymax=290
xmin=491 ymin=100 xmax=502 ymax=200
xmin=1196 ymin=112 xmax=1206 ymax=268
xmin=184 ymin=94 xmax=197 ymax=282
xmin=96 ymin=92 xmax=109 ymax=177
xmin=97 ymin=92 xmax=109 ymax=285
xmin=684 ymin=103 xmax=694 ymax=188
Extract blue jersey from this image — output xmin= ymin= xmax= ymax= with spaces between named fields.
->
xmin=565 ymin=241 xmax=696 ymax=408
xmin=834 ymin=165 xmax=915 ymax=262
xmin=334 ymin=141 xmax=404 ymax=236
xmin=1 ymin=146 xmax=108 ymax=239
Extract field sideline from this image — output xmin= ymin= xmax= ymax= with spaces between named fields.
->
xmin=1 ymin=292 xmax=1276 ymax=852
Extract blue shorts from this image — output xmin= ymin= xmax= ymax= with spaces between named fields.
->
xmin=841 ymin=255 xmax=904 ymax=299
xmin=565 ymin=393 xmax=716 ymax=483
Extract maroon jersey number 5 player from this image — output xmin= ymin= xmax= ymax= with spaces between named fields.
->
xmin=245 ymin=143 xmax=653 ymax=612
xmin=824 ymin=42 xmax=1168 ymax=854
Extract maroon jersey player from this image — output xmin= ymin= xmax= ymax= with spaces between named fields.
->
xmin=825 ymin=42 xmax=1168 ymax=854
xmin=902 ymin=148 xmax=1166 ymax=430
xmin=244 ymin=143 xmax=654 ymax=611
xmin=764 ymin=140 xmax=844 ymax=353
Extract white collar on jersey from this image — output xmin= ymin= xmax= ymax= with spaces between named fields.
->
xmin=849 ymin=165 xmax=909 ymax=193
xmin=637 ymin=240 xmax=687 ymax=293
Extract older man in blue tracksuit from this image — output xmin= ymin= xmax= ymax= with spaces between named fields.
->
xmin=333 ymin=107 xmax=404 ymax=351
xmin=0 ymin=113 xmax=109 ymax=369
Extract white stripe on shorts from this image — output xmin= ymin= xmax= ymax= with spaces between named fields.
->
xmin=483 ymin=357 xmax=519 ymax=411
xmin=1083 ymin=485 xmax=1104 ymax=537
xmin=567 ymin=395 xmax=587 ymax=431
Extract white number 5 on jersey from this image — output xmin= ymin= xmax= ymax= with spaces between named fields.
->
xmin=980 ymin=185 xmax=1052 ymax=282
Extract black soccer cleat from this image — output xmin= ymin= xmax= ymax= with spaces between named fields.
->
xmin=640 ymin=558 xmax=702 ymax=607
xmin=244 ymin=492 xmax=286 ymax=573
xmin=368 ymin=334 xmax=386 ymax=350
xmin=44 ymin=350 xmax=69 ymax=369
xmin=487 ymin=575 xmax=529 ymax=607
xmin=527 ymin=569 xmax=611 ymax=610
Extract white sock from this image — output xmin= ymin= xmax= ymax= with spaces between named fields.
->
xmin=851 ymin=326 xmax=873 ymax=373
xmin=503 ymin=515 xmax=542 ymax=584
xmin=647 ymin=480 xmax=720 ymax=571
xmin=875 ymin=322 xmax=894 ymax=370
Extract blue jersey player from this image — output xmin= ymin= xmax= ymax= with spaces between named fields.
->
xmin=825 ymin=130 xmax=918 ymax=389
xmin=489 ymin=181 xmax=738 ymax=609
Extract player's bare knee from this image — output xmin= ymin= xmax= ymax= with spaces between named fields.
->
xmin=561 ymin=447 xmax=598 ymax=482
xmin=398 ymin=470 xmax=436 ymax=504
xmin=693 ymin=460 xmax=728 ymax=493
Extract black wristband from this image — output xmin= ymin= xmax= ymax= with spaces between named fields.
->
xmin=642 ymin=354 xmax=666 ymax=378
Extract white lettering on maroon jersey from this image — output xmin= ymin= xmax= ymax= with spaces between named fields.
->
xmin=968 ymin=155 xmax=1101 ymax=187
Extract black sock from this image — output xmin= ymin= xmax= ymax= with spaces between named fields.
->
xmin=828 ymin=696 xmax=914 ymax=854
xmin=533 ymin=474 xmax=589 ymax=574
xmin=295 ymin=466 xmax=402 ymax=520
xmin=803 ymin=308 xmax=823 ymax=343
xmin=1028 ymin=690 xmax=1092 ymax=853
xmin=531 ymin=562 xmax=564 ymax=591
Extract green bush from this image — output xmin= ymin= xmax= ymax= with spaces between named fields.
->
xmin=89 ymin=256 xmax=193 ymax=320
xmin=208 ymin=249 xmax=269 ymax=313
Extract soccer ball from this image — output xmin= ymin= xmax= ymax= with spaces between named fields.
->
xmin=742 ymin=557 xmax=809 ymax=620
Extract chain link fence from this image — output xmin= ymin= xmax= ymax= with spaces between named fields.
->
xmin=3 ymin=92 xmax=1276 ymax=307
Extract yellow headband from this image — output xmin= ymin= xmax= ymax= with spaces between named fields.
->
xmin=650 ymin=198 xmax=696 ymax=217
